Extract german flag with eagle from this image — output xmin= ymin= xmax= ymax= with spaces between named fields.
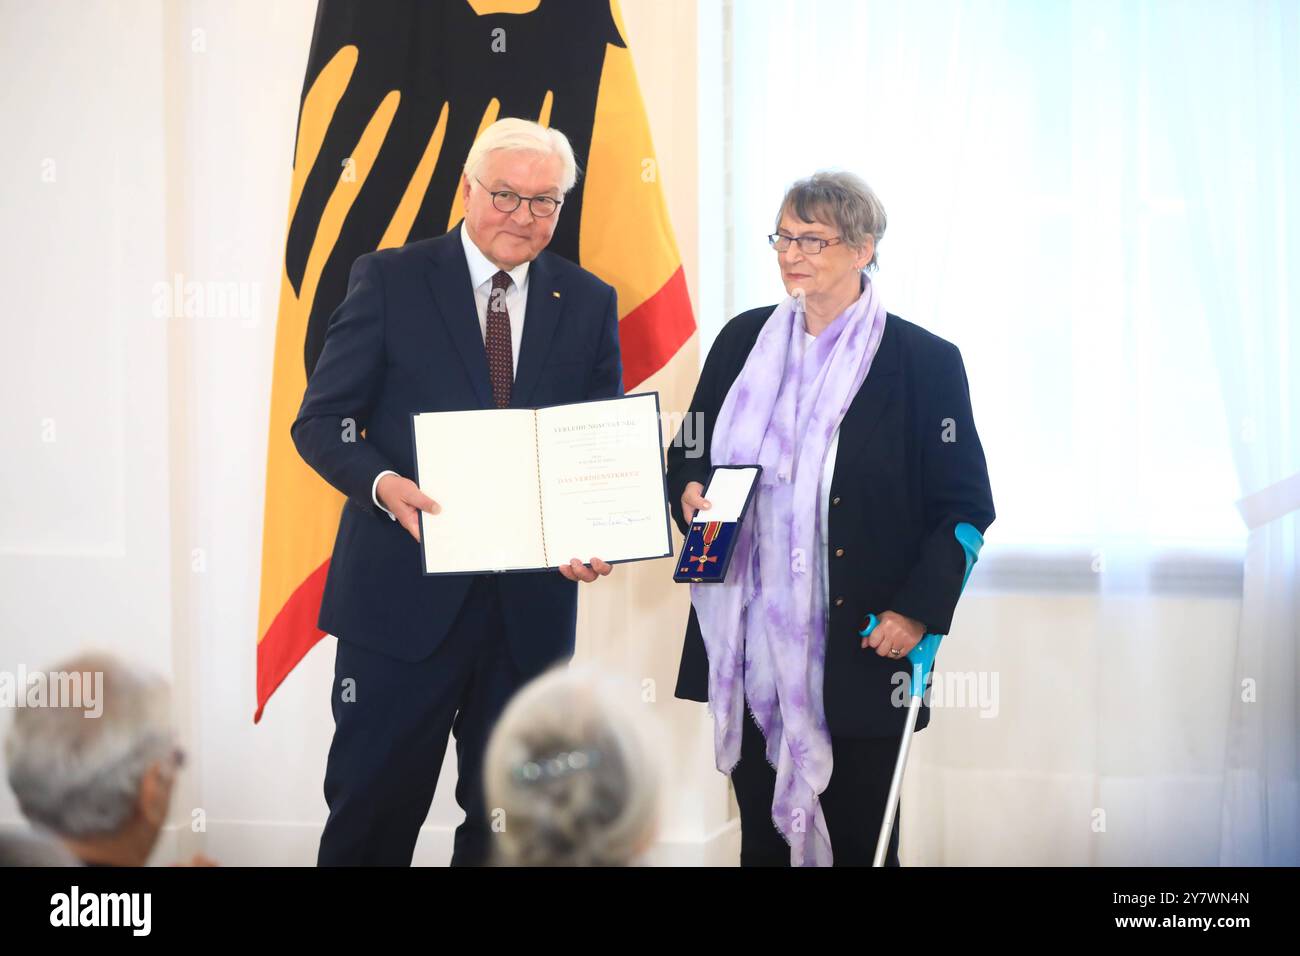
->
xmin=255 ymin=0 xmax=695 ymax=722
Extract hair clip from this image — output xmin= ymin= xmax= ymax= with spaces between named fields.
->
xmin=513 ymin=748 xmax=602 ymax=784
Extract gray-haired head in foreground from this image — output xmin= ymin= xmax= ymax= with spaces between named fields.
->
xmin=483 ymin=664 xmax=662 ymax=866
xmin=4 ymin=653 xmax=173 ymax=839
xmin=777 ymin=170 xmax=887 ymax=271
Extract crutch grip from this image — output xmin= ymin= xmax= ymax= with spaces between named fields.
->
xmin=856 ymin=522 xmax=985 ymax=698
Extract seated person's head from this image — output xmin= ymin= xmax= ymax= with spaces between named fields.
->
xmin=4 ymin=653 xmax=179 ymax=866
xmin=484 ymin=665 xmax=662 ymax=866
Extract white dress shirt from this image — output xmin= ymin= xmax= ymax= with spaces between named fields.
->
xmin=459 ymin=221 xmax=530 ymax=377
xmin=372 ymin=226 xmax=531 ymax=520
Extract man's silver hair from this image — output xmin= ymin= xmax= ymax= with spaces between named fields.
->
xmin=484 ymin=664 xmax=662 ymax=866
xmin=463 ymin=117 xmax=580 ymax=194
xmin=4 ymin=653 xmax=173 ymax=839
xmin=776 ymin=170 xmax=888 ymax=271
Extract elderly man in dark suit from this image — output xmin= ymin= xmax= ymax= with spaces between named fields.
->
xmin=293 ymin=118 xmax=622 ymax=866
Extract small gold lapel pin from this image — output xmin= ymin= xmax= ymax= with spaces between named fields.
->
xmin=552 ymin=290 xmax=561 ymax=298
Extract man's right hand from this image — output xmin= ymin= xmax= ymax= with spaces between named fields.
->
xmin=377 ymin=473 xmax=440 ymax=542
xmin=682 ymin=481 xmax=711 ymax=524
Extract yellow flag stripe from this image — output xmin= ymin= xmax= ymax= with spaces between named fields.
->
xmin=288 ymin=47 xmax=358 ymax=224
xmin=379 ymin=101 xmax=451 ymax=250
xmin=300 ymin=90 xmax=400 ymax=315
xmin=580 ymin=43 xmax=682 ymax=318
xmin=446 ymin=97 xmax=501 ymax=231
xmin=258 ymin=68 xmax=400 ymax=638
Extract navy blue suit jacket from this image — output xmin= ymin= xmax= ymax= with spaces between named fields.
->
xmin=291 ymin=224 xmax=623 ymax=671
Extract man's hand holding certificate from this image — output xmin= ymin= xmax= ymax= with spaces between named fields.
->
xmin=405 ymin=392 xmax=672 ymax=577
xmin=375 ymin=473 xmax=441 ymax=542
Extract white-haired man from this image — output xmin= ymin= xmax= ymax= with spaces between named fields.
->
xmin=3 ymin=653 xmax=198 ymax=867
xmin=293 ymin=118 xmax=623 ymax=866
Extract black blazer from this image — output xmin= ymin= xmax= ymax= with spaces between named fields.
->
xmin=291 ymin=224 xmax=622 ymax=672
xmin=667 ymin=306 xmax=995 ymax=738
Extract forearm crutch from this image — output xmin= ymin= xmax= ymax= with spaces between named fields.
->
xmin=858 ymin=521 xmax=984 ymax=867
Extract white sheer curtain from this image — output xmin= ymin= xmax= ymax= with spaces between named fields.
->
xmin=711 ymin=0 xmax=1297 ymax=863
xmin=1166 ymin=1 xmax=1299 ymax=865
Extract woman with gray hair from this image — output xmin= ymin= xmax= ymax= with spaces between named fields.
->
xmin=483 ymin=665 xmax=662 ymax=866
xmin=668 ymin=171 xmax=995 ymax=866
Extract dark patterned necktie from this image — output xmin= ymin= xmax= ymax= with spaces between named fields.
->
xmin=486 ymin=270 xmax=513 ymax=408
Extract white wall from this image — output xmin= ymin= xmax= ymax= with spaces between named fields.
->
xmin=0 ymin=0 xmax=177 ymax=838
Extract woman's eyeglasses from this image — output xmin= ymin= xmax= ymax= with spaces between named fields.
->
xmin=476 ymin=177 xmax=562 ymax=218
xmin=768 ymin=232 xmax=842 ymax=255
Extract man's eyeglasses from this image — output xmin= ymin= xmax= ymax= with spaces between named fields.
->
xmin=475 ymin=177 xmax=562 ymax=218
xmin=768 ymin=232 xmax=842 ymax=255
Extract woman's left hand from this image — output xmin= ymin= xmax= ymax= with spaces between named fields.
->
xmin=862 ymin=610 xmax=926 ymax=658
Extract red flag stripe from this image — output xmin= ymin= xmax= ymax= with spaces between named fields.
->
xmin=255 ymin=559 xmax=330 ymax=723
xmin=619 ymin=265 xmax=694 ymax=391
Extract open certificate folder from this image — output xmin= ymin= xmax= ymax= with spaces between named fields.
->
xmin=410 ymin=392 xmax=673 ymax=575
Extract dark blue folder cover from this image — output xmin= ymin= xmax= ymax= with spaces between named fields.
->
xmin=673 ymin=464 xmax=761 ymax=584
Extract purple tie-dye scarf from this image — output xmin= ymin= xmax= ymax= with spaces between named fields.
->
xmin=691 ymin=275 xmax=887 ymax=866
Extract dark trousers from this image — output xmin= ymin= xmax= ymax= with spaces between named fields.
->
xmin=317 ymin=576 xmax=525 ymax=866
xmin=730 ymin=701 xmax=902 ymax=866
